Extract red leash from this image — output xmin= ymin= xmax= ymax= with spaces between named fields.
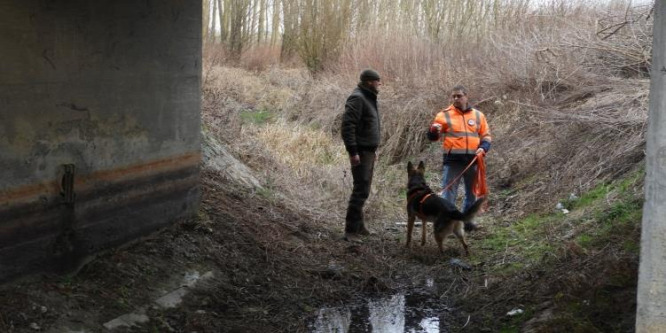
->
xmin=440 ymin=153 xmax=489 ymax=212
xmin=441 ymin=155 xmax=479 ymax=193
xmin=473 ymin=153 xmax=489 ymax=198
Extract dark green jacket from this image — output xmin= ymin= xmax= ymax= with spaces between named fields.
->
xmin=341 ymin=84 xmax=380 ymax=156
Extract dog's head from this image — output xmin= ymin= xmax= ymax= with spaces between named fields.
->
xmin=407 ymin=161 xmax=427 ymax=189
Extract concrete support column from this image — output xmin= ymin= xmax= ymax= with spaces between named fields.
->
xmin=0 ymin=1 xmax=201 ymax=281
xmin=637 ymin=0 xmax=666 ymax=331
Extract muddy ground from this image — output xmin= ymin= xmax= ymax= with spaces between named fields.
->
xmin=0 ymin=167 xmax=637 ymax=332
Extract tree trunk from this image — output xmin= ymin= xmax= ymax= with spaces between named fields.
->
xmin=281 ymin=0 xmax=298 ymax=61
xmin=203 ymin=0 xmax=210 ymax=42
xmin=210 ymin=0 xmax=217 ymax=43
xmin=271 ymin=0 xmax=281 ymax=46
xmin=218 ymin=0 xmax=226 ymax=43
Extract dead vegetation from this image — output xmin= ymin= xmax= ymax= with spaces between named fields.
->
xmin=195 ymin=1 xmax=653 ymax=331
xmin=0 ymin=1 xmax=655 ymax=332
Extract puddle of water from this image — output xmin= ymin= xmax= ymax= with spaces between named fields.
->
xmin=368 ymin=294 xmax=407 ymax=331
xmin=416 ymin=317 xmax=440 ymax=332
xmin=312 ymin=307 xmax=351 ymax=333
xmin=311 ymin=293 xmax=445 ymax=333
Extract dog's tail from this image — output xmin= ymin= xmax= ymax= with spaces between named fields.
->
xmin=462 ymin=197 xmax=486 ymax=232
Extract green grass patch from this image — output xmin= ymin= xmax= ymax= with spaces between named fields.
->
xmin=256 ymin=187 xmax=276 ymax=201
xmin=596 ymin=198 xmax=642 ymax=226
xmin=576 ymin=233 xmax=594 ymax=248
xmin=565 ymin=167 xmax=643 ymax=211
xmin=498 ymin=307 xmax=535 ymax=333
xmin=240 ymin=108 xmax=274 ymax=125
xmin=471 ymin=168 xmax=644 ymax=332
xmin=569 ymin=183 xmax=610 ymax=209
xmin=573 ymin=197 xmax=642 ymax=250
xmin=486 ymin=170 xmax=644 ymax=258
xmin=561 ymin=167 xmax=643 ymax=251
xmin=480 ymin=213 xmax=555 ymax=260
xmin=495 ymin=262 xmax=526 ymax=275
xmin=622 ymin=239 xmax=640 ymax=254
xmin=495 ymin=188 xmax=518 ymax=201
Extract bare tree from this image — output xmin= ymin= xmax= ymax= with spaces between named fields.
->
xmin=270 ymin=0 xmax=281 ymax=46
xmin=297 ymin=0 xmax=353 ymax=72
xmin=211 ymin=0 xmax=218 ymax=42
xmin=258 ymin=0 xmax=266 ymax=43
xmin=218 ymin=0 xmax=228 ymax=43
xmin=203 ymin=0 xmax=211 ymax=42
xmin=249 ymin=0 xmax=258 ymax=44
xmin=281 ymin=0 xmax=299 ymax=60
xmin=228 ymin=0 xmax=250 ymax=60
xmin=204 ymin=0 xmax=539 ymax=66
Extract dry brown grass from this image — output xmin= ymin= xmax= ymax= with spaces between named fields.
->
xmin=238 ymin=45 xmax=282 ymax=72
xmin=193 ymin=3 xmax=655 ymax=331
xmin=203 ymin=0 xmax=653 ymax=226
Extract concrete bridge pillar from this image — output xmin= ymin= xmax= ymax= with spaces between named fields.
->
xmin=637 ymin=0 xmax=666 ymax=331
xmin=0 ymin=1 xmax=201 ymax=281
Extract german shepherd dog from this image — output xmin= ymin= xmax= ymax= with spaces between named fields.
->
xmin=406 ymin=161 xmax=485 ymax=255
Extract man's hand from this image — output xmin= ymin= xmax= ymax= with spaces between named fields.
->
xmin=350 ymin=154 xmax=361 ymax=166
xmin=475 ymin=148 xmax=486 ymax=156
xmin=431 ymin=123 xmax=442 ymax=133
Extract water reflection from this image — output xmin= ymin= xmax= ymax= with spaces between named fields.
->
xmin=312 ymin=307 xmax=351 ymax=333
xmin=311 ymin=293 xmax=443 ymax=333
xmin=369 ymin=294 xmax=404 ymax=331
xmin=416 ymin=317 xmax=439 ymax=333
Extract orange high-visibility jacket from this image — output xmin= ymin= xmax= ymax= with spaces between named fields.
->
xmin=432 ymin=105 xmax=492 ymax=155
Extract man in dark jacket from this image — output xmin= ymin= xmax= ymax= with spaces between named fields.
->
xmin=341 ymin=69 xmax=382 ymax=241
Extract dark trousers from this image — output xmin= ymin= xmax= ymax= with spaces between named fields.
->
xmin=345 ymin=151 xmax=375 ymax=233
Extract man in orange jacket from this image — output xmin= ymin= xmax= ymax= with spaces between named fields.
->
xmin=427 ymin=85 xmax=492 ymax=212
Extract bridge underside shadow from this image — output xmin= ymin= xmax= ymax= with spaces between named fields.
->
xmin=0 ymin=0 xmax=202 ymax=282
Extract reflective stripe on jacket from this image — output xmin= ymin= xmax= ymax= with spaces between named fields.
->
xmin=433 ymin=105 xmax=491 ymax=155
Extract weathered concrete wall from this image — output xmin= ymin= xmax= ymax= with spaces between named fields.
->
xmin=0 ymin=1 xmax=201 ymax=281
xmin=637 ymin=0 xmax=666 ymax=331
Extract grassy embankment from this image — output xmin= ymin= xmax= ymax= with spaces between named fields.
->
xmin=202 ymin=1 xmax=652 ymax=331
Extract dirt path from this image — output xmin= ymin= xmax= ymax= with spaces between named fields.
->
xmin=1 ymin=170 xmax=485 ymax=332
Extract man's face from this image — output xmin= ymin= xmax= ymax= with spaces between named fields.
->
xmin=367 ymin=79 xmax=382 ymax=92
xmin=451 ymin=90 xmax=468 ymax=110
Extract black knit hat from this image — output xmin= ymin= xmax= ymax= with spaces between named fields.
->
xmin=359 ymin=69 xmax=380 ymax=82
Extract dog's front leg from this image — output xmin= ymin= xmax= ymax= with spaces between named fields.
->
xmin=434 ymin=231 xmax=444 ymax=254
xmin=406 ymin=214 xmax=415 ymax=248
xmin=420 ymin=218 xmax=427 ymax=246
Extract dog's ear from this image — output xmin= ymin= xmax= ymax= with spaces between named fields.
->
xmin=417 ymin=161 xmax=425 ymax=173
xmin=407 ymin=161 xmax=414 ymax=175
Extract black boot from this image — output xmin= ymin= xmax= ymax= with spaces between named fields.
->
xmin=345 ymin=205 xmax=363 ymax=233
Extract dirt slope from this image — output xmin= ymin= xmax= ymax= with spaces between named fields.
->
xmin=1 ymin=160 xmax=492 ymax=332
